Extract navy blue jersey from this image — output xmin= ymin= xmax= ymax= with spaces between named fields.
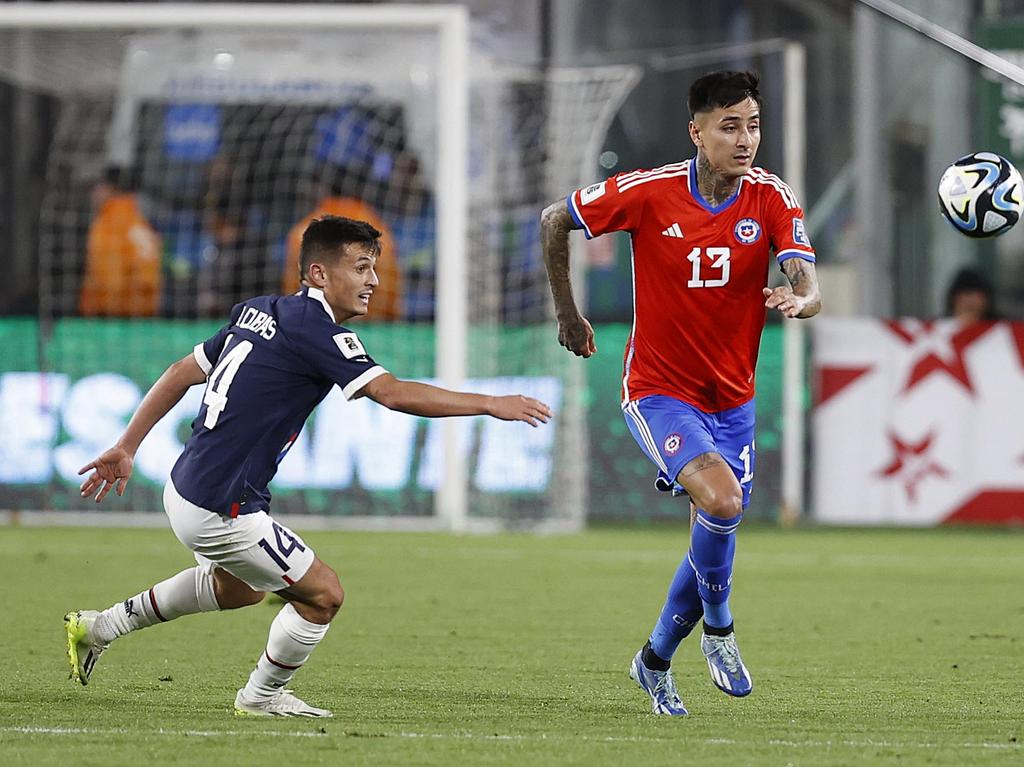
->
xmin=170 ymin=286 xmax=387 ymax=516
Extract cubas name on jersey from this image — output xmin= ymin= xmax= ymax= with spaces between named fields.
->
xmin=235 ymin=305 xmax=277 ymax=340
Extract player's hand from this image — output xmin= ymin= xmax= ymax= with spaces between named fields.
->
xmin=78 ymin=446 xmax=134 ymax=503
xmin=557 ymin=314 xmax=597 ymax=358
xmin=763 ymin=286 xmax=809 ymax=318
xmin=488 ymin=395 xmax=553 ymax=427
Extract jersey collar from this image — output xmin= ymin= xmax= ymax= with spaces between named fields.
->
xmin=687 ymin=157 xmax=744 ymax=214
xmin=305 ymin=287 xmax=336 ymax=323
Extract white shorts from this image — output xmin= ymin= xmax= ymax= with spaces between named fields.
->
xmin=163 ymin=479 xmax=315 ymax=593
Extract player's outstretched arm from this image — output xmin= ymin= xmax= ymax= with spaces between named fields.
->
xmin=78 ymin=353 xmax=208 ymax=502
xmin=358 ymin=373 xmax=552 ymax=427
xmin=763 ymin=258 xmax=822 ymax=319
xmin=540 ymin=198 xmax=597 ymax=358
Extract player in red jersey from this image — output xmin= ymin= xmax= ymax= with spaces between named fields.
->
xmin=540 ymin=71 xmax=820 ymax=715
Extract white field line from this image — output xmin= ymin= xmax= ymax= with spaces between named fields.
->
xmin=1 ymin=726 xmax=1019 ymax=750
xmin=2 ymin=726 xmax=328 ymax=738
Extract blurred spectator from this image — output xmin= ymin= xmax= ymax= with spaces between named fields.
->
xmin=283 ymin=168 xmax=403 ymax=321
xmin=389 ymin=153 xmax=436 ymax=322
xmin=945 ymin=267 xmax=999 ymax=328
xmin=198 ymin=156 xmax=251 ymax=318
xmin=79 ymin=167 xmax=163 ymax=317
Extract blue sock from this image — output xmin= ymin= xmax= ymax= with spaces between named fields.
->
xmin=648 ymin=552 xmax=703 ymax=661
xmin=690 ymin=509 xmax=742 ymax=629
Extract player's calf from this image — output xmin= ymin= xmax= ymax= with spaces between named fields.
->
xmin=238 ymin=557 xmax=341 ymax=708
xmin=65 ymin=566 xmax=224 ymax=686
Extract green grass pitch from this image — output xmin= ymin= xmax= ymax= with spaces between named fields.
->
xmin=1 ymin=524 xmax=1021 ymax=766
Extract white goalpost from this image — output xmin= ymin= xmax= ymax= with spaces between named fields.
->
xmin=0 ymin=3 xmax=640 ymax=532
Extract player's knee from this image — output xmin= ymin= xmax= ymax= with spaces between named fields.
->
xmin=310 ymin=577 xmax=345 ymax=623
xmin=324 ymin=580 xmax=345 ymax=615
xmin=703 ymin=490 xmax=743 ymax=520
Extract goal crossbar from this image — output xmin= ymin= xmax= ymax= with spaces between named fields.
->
xmin=0 ymin=3 xmax=463 ymax=30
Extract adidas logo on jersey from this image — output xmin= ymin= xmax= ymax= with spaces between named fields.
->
xmin=661 ymin=223 xmax=684 ymax=239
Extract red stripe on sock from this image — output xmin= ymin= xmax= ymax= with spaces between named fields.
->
xmin=148 ymin=588 xmax=168 ymax=622
xmin=265 ymin=651 xmax=302 ymax=671
xmin=281 ymin=574 xmax=295 ymax=586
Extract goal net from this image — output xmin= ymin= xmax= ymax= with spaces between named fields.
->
xmin=0 ymin=6 xmax=640 ymax=531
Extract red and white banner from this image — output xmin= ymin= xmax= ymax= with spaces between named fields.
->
xmin=813 ymin=317 xmax=1024 ymax=525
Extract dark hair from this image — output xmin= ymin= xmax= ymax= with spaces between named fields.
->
xmin=100 ymin=165 xmax=137 ymax=192
xmin=688 ymin=70 xmax=762 ymax=117
xmin=299 ymin=216 xmax=381 ymax=282
xmin=945 ymin=267 xmax=996 ymax=318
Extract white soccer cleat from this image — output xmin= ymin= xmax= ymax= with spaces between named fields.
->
xmin=234 ymin=688 xmax=333 ymax=718
xmin=64 ymin=610 xmax=109 ymax=686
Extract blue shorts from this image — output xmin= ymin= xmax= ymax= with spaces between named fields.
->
xmin=622 ymin=395 xmax=756 ymax=508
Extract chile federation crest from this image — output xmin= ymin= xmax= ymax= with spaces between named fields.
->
xmin=734 ymin=217 xmax=762 ymax=244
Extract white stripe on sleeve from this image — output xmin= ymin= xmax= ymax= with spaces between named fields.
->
xmin=193 ymin=343 xmax=213 ymax=375
xmin=341 ymin=366 xmax=388 ymax=400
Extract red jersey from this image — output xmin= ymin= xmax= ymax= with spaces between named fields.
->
xmin=569 ymin=158 xmax=815 ymax=412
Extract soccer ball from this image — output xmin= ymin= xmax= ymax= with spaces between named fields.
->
xmin=937 ymin=152 xmax=1023 ymax=238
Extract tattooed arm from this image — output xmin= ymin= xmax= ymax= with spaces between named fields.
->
xmin=763 ymin=257 xmax=821 ymax=319
xmin=540 ymin=198 xmax=597 ymax=357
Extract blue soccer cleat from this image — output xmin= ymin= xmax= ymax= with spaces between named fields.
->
xmin=629 ymin=649 xmax=689 ymax=716
xmin=700 ymin=631 xmax=753 ymax=697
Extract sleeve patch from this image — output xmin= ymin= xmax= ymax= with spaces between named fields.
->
xmin=792 ymin=217 xmax=811 ymax=247
xmin=580 ymin=181 xmax=607 ymax=205
xmin=333 ymin=332 xmax=367 ymax=360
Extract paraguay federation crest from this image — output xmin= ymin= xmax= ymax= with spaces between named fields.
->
xmin=734 ymin=217 xmax=762 ymax=244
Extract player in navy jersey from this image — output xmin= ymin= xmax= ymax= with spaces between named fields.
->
xmin=541 ymin=71 xmax=820 ymax=715
xmin=66 ymin=216 xmax=552 ymax=717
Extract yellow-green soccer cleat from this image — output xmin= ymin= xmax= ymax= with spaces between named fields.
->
xmin=64 ymin=610 xmax=108 ymax=686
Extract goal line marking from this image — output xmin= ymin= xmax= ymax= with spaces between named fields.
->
xmin=2 ymin=726 xmax=1019 ymax=750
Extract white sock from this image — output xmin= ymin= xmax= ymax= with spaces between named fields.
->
xmin=93 ymin=566 xmax=220 ymax=643
xmin=242 ymin=603 xmax=330 ymax=702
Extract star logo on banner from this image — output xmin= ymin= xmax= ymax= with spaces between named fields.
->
xmin=878 ymin=431 xmax=950 ymax=503
xmin=885 ymin=319 xmax=995 ymax=396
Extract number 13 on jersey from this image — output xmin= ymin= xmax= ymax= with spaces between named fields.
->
xmin=686 ymin=247 xmax=731 ymax=288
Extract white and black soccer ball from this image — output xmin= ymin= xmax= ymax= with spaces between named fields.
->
xmin=937 ymin=152 xmax=1023 ymax=239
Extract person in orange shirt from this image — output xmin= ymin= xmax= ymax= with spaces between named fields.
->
xmin=283 ymin=176 xmax=403 ymax=321
xmin=79 ymin=168 xmax=163 ymax=317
